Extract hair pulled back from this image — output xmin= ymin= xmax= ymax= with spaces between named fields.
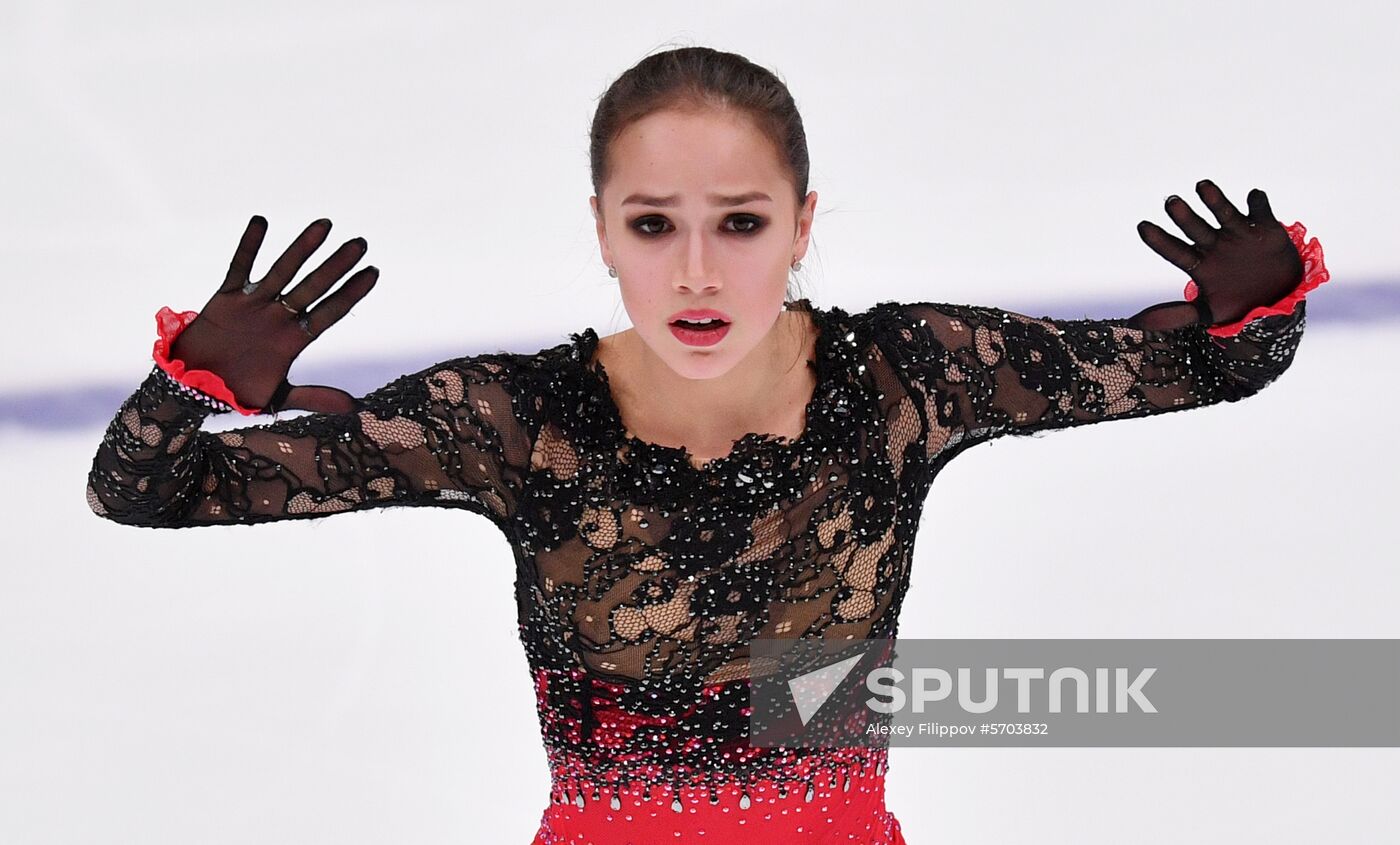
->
xmin=589 ymin=45 xmax=810 ymax=217
xmin=589 ymin=45 xmax=812 ymax=301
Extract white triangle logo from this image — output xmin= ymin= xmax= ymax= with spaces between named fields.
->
xmin=787 ymin=653 xmax=865 ymax=726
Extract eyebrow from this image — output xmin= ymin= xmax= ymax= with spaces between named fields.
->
xmin=621 ymin=191 xmax=773 ymax=207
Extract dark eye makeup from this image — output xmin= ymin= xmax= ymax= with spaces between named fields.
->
xmin=630 ymin=214 xmax=766 ymax=237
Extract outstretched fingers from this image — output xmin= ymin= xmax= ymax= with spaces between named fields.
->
xmin=253 ymin=218 xmax=334 ymax=300
xmin=1247 ymin=188 xmax=1279 ymax=225
xmin=1164 ymin=194 xmax=1217 ymax=247
xmin=280 ymin=236 xmax=369 ymax=313
xmin=1137 ymin=219 xmax=1202 ymax=274
xmin=1195 ymin=179 xmax=1248 ymax=230
xmin=219 ymin=215 xmax=269 ymax=294
xmin=301 ymin=266 xmax=379 ymax=338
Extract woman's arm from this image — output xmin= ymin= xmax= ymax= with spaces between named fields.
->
xmin=877 ymin=295 xmax=1307 ymax=462
xmin=874 ymin=209 xmax=1327 ymax=470
xmin=85 ymin=353 xmax=540 ymax=532
xmin=86 ymin=214 xmax=540 ymax=532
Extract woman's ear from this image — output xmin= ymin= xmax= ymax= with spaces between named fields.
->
xmin=793 ymin=190 xmax=818 ymax=261
xmin=590 ymin=195 xmax=613 ymax=268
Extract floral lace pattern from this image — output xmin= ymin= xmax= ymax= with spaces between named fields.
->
xmin=871 ymin=297 xmax=1308 ymax=484
xmin=88 ymin=264 xmax=1320 ymax=843
xmin=86 ymin=353 xmax=542 ymax=531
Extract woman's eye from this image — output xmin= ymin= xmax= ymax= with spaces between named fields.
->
xmin=630 ymin=215 xmax=766 ymax=237
xmin=727 ymin=214 xmax=764 ymax=234
xmin=634 ymin=217 xmax=669 ymax=236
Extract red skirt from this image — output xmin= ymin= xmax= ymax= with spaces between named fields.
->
xmin=529 ymin=761 xmax=905 ymax=844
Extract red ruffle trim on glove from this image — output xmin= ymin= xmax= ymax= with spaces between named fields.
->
xmin=151 ymin=307 xmax=263 ymax=416
xmin=1184 ymin=220 xmax=1330 ymax=338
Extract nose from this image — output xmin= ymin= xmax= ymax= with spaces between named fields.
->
xmin=673 ymin=229 xmax=721 ymax=294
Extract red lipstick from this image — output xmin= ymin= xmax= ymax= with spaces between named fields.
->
xmin=668 ymin=308 xmax=731 ymax=347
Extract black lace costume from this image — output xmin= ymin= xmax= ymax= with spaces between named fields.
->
xmin=86 ymin=296 xmax=1309 ymax=843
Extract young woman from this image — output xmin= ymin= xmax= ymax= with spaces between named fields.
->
xmin=86 ymin=46 xmax=1329 ymax=845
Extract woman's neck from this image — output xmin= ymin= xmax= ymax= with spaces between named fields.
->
xmin=595 ymin=308 xmax=817 ymax=460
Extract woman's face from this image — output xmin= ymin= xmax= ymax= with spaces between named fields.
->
xmin=590 ymin=106 xmax=817 ymax=380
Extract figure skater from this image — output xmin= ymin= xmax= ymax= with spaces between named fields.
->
xmin=86 ymin=45 xmax=1330 ymax=844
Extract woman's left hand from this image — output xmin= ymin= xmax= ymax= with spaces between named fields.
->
xmin=1126 ymin=179 xmax=1304 ymax=332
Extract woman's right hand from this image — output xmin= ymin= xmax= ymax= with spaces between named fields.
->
xmin=169 ymin=216 xmax=379 ymax=415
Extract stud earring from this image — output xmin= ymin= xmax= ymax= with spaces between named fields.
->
xmin=608 ymin=265 xmax=617 ymax=278
xmin=791 ymin=258 xmax=802 ymax=271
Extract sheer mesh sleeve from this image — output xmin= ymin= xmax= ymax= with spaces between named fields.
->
xmin=874 ymin=298 xmax=1308 ymax=472
xmin=85 ymin=354 xmax=541 ymax=533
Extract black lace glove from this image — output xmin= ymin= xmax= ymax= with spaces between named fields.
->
xmin=1126 ymin=180 xmax=1305 ymax=332
xmin=168 ymin=215 xmax=379 ymax=414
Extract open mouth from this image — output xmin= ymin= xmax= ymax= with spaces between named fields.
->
xmin=669 ymin=317 xmax=731 ymax=346
xmin=670 ymin=317 xmax=729 ymax=331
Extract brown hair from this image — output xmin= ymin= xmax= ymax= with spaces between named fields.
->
xmin=589 ymin=44 xmax=813 ymax=302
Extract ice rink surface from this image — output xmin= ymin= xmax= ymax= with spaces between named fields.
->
xmin=3 ymin=2 xmax=1397 ymax=843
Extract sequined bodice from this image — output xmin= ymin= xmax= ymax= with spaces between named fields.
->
xmin=518 ymin=302 xmax=907 ymax=666
xmin=507 ymin=303 xmax=927 ymax=815
xmin=86 ymin=296 xmax=1308 ymax=842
